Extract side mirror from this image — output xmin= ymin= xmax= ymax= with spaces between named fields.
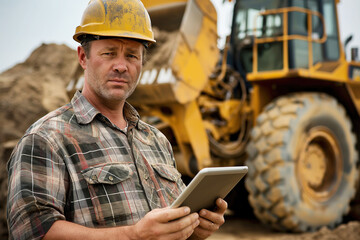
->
xmin=351 ymin=47 xmax=358 ymax=61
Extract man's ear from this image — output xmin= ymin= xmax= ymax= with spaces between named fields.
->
xmin=77 ymin=46 xmax=87 ymax=70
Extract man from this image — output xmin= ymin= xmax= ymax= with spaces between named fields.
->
xmin=7 ymin=0 xmax=227 ymax=239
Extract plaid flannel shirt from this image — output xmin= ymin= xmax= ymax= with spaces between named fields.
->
xmin=7 ymin=91 xmax=185 ymax=240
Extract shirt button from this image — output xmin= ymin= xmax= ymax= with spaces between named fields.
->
xmin=108 ymin=176 xmax=114 ymax=181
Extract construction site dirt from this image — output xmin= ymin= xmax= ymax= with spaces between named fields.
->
xmin=1 ymin=43 xmax=359 ymax=240
xmin=209 ymin=213 xmax=360 ymax=240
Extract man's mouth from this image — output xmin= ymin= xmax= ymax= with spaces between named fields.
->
xmin=108 ymin=78 xmax=128 ymax=84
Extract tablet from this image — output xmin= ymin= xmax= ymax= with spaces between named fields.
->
xmin=171 ymin=166 xmax=248 ymax=213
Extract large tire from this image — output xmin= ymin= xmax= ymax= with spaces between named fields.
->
xmin=245 ymin=92 xmax=359 ymax=232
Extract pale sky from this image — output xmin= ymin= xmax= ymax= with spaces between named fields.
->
xmin=0 ymin=0 xmax=359 ymax=73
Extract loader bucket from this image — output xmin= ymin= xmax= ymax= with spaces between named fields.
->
xmin=128 ymin=0 xmax=219 ymax=105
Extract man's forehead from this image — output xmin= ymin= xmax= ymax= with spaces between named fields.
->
xmin=94 ymin=38 xmax=144 ymax=50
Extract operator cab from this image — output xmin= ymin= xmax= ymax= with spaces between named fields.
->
xmin=229 ymin=0 xmax=340 ymax=76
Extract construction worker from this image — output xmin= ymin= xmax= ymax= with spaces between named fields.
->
xmin=7 ymin=0 xmax=227 ymax=239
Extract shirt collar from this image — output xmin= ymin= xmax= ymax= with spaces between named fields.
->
xmin=71 ymin=91 xmax=143 ymax=130
xmin=71 ymin=91 xmax=100 ymax=124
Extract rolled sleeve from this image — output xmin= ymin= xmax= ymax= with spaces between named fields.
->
xmin=7 ymin=133 xmax=67 ymax=240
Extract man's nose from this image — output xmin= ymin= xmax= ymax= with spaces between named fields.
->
xmin=112 ymin=56 xmax=128 ymax=73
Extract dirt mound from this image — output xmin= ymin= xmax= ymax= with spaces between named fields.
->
xmin=0 ymin=43 xmax=78 ymax=143
xmin=0 ymin=43 xmax=79 ymax=239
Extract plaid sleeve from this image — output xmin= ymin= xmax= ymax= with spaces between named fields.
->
xmin=7 ymin=133 xmax=67 ymax=240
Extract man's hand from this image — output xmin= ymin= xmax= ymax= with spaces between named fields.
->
xmin=43 ymin=207 xmax=199 ymax=240
xmin=131 ymin=206 xmax=200 ymax=240
xmin=43 ymin=202 xmax=222 ymax=240
xmin=190 ymin=198 xmax=227 ymax=240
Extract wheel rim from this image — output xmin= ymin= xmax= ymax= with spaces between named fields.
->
xmin=296 ymin=126 xmax=343 ymax=203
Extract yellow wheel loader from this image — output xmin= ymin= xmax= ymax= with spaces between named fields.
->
xmin=69 ymin=0 xmax=360 ymax=232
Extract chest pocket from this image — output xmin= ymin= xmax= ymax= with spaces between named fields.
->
xmin=81 ymin=163 xmax=146 ymax=226
xmin=82 ymin=163 xmax=132 ymax=185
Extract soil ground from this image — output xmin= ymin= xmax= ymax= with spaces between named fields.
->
xmin=209 ymin=212 xmax=360 ymax=240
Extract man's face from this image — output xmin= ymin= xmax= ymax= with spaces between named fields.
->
xmin=79 ymin=38 xmax=143 ymax=106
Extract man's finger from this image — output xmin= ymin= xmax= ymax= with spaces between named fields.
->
xmin=199 ymin=200 xmax=226 ymax=227
xmin=215 ymin=198 xmax=228 ymax=214
xmin=162 ymin=212 xmax=199 ymax=233
xmin=155 ymin=207 xmax=191 ymax=223
xmin=166 ymin=219 xmax=200 ymax=240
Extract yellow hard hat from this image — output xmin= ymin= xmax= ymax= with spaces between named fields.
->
xmin=73 ymin=0 xmax=155 ymax=44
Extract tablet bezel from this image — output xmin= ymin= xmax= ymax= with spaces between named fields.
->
xmin=170 ymin=166 xmax=248 ymax=212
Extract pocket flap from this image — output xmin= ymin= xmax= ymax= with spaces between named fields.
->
xmin=152 ymin=164 xmax=181 ymax=182
xmin=81 ymin=163 xmax=132 ymax=185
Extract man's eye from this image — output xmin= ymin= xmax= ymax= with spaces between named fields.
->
xmin=127 ymin=53 xmax=140 ymax=59
xmin=103 ymin=52 xmax=115 ymax=56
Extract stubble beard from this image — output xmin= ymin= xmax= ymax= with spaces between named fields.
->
xmin=97 ymin=75 xmax=140 ymax=103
